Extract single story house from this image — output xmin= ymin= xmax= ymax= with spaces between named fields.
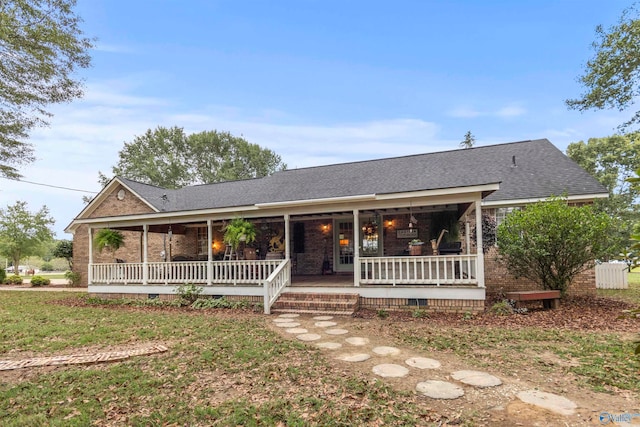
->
xmin=66 ymin=139 xmax=608 ymax=314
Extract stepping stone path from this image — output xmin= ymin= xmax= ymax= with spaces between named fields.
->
xmin=416 ymin=380 xmax=465 ymax=399
xmin=517 ymin=390 xmax=577 ymax=416
xmin=372 ymin=363 xmax=409 ymax=378
xmin=272 ymin=313 xmax=579 ymax=416
xmin=405 ymin=357 xmax=441 ymax=369
xmin=451 ymin=370 xmax=502 ymax=388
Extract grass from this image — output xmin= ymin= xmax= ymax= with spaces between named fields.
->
xmin=0 ymin=292 xmax=430 ymax=426
xmin=396 ymin=326 xmax=639 ymax=393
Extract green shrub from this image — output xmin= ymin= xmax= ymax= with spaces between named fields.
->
xmin=40 ymin=262 xmax=54 ymax=271
xmin=30 ymin=275 xmax=50 ymax=287
xmin=0 ymin=268 xmax=5 ymax=284
xmin=377 ymin=309 xmax=389 ymax=319
xmin=5 ymin=275 xmax=23 ymax=285
xmin=64 ymin=270 xmax=81 ymax=286
xmin=489 ymin=300 xmax=513 ymax=316
xmin=174 ymin=283 xmax=203 ymax=305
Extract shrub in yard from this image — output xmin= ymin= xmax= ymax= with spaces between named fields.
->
xmin=64 ymin=270 xmax=81 ymax=286
xmin=0 ymin=268 xmax=5 ymax=284
xmin=490 ymin=300 xmax=513 ymax=316
xmin=5 ymin=275 xmax=23 ymax=285
xmin=30 ymin=275 xmax=50 ymax=287
xmin=497 ymin=197 xmax=616 ymax=296
xmin=174 ymin=283 xmax=203 ymax=305
xmin=40 ymin=262 xmax=54 ymax=271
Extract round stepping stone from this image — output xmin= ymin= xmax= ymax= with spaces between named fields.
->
xmin=316 ymin=342 xmax=342 ymax=350
xmin=278 ymin=313 xmax=300 ymax=318
xmin=314 ymin=321 xmax=338 ymax=327
xmin=517 ymin=390 xmax=577 ymax=416
xmin=273 ymin=317 xmax=295 ymax=323
xmin=416 ymin=380 xmax=465 ymax=400
xmin=285 ymin=328 xmax=308 ymax=334
xmin=451 ymin=370 xmax=502 ymax=388
xmin=297 ymin=333 xmax=322 ymax=341
xmin=325 ymin=328 xmax=349 ymax=335
xmin=372 ymin=346 xmax=401 ymax=356
xmin=336 ymin=353 xmax=371 ymax=362
xmin=345 ymin=337 xmax=370 ymax=346
xmin=372 ymin=363 xmax=409 ymax=378
xmin=405 ymin=357 xmax=441 ymax=370
xmin=313 ymin=315 xmax=334 ymax=320
xmin=275 ymin=322 xmax=300 ymax=328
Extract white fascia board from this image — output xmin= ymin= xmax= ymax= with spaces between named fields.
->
xmin=482 ymin=192 xmax=609 ymax=207
xmin=71 ymin=205 xmax=260 ymax=227
xmin=375 ymin=183 xmax=500 ymax=201
xmin=255 ymin=194 xmax=377 ymax=209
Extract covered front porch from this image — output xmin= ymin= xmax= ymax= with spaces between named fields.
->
xmin=83 ymin=185 xmax=494 ymax=314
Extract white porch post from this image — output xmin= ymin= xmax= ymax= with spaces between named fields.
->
xmin=474 ymin=198 xmax=485 ymax=288
xmin=207 ymin=219 xmax=213 ymax=286
xmin=353 ymin=209 xmax=360 ymax=287
xmin=143 ymin=224 xmax=149 ymax=285
xmin=88 ymin=226 xmax=93 ymax=285
xmin=284 ymin=214 xmax=290 ymax=260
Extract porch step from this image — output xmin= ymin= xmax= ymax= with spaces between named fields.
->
xmin=271 ymin=292 xmax=360 ymax=316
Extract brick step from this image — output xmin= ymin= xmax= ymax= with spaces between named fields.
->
xmin=271 ymin=292 xmax=359 ymax=316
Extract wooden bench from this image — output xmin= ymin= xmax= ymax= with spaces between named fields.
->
xmin=505 ymin=290 xmax=561 ymax=309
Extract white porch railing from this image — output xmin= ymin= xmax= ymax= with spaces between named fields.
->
xmin=359 ymin=255 xmax=478 ymax=286
xmin=90 ymin=260 xmax=282 ymax=286
xmin=264 ymin=259 xmax=291 ymax=314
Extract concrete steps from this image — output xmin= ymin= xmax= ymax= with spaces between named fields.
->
xmin=271 ymin=292 xmax=359 ymax=316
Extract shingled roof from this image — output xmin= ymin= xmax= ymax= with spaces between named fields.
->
xmin=119 ymin=139 xmax=607 ymax=213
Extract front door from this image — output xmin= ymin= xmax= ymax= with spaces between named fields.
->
xmin=335 ymin=220 xmax=354 ymax=272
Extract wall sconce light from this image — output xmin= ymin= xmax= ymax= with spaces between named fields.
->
xmin=386 ymin=219 xmax=393 ymax=228
xmin=212 ymin=241 xmax=218 ymax=250
xmin=322 ymin=224 xmax=329 ymax=232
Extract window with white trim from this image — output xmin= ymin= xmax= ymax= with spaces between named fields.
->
xmin=495 ymin=207 xmax=521 ymax=226
xmin=197 ymin=227 xmax=208 ymax=256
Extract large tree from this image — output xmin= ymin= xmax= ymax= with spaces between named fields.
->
xmin=497 ymin=197 xmax=616 ymax=296
xmin=99 ymin=126 xmax=286 ymax=189
xmin=567 ymin=134 xmax=640 ymax=255
xmin=566 ymin=5 xmax=640 ymax=130
xmin=0 ymin=0 xmax=94 ymax=179
xmin=0 ymin=201 xmax=55 ymax=272
xmin=52 ymin=239 xmax=73 ymax=269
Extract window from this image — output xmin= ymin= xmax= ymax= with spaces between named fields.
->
xmin=495 ymin=207 xmax=521 ymax=226
xmin=197 ymin=227 xmax=208 ymax=256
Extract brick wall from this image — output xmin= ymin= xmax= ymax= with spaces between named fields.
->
xmin=294 ymin=219 xmax=333 ymax=275
xmin=484 ymin=247 xmax=596 ymax=297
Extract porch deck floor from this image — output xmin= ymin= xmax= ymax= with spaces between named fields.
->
xmin=291 ymin=274 xmax=354 ymax=287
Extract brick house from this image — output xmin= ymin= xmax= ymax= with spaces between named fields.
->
xmin=65 ymin=139 xmax=607 ymax=313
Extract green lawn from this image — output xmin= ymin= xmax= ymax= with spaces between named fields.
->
xmin=0 ymin=292 xmax=637 ymax=426
xmin=0 ymin=293 xmax=428 ymax=426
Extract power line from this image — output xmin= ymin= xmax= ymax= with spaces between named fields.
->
xmin=1 ymin=177 xmax=98 ymax=194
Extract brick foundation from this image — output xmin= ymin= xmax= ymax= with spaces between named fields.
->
xmin=359 ymin=297 xmax=484 ymax=313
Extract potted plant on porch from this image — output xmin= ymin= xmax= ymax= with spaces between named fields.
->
xmin=223 ymin=217 xmax=258 ymax=259
xmin=408 ymin=239 xmax=424 ymax=256
xmin=93 ymin=228 xmax=125 ymax=256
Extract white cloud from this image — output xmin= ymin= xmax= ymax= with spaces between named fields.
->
xmin=495 ymin=105 xmax=527 ymax=117
xmin=0 ymin=82 xmax=451 ymax=236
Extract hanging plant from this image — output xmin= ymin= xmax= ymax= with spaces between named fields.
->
xmin=223 ymin=218 xmax=257 ymax=253
xmin=94 ymin=229 xmax=125 ymax=254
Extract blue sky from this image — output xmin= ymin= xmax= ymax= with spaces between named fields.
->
xmin=0 ymin=0 xmax=632 ymax=237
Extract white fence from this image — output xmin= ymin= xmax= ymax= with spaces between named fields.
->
xmin=595 ymin=262 xmax=629 ymax=289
